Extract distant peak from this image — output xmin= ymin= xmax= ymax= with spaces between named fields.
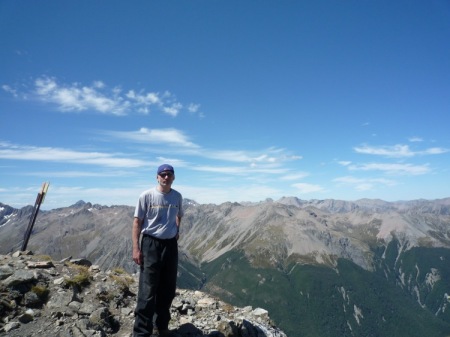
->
xmin=72 ymin=200 xmax=86 ymax=207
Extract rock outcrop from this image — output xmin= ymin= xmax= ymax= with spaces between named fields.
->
xmin=0 ymin=251 xmax=287 ymax=337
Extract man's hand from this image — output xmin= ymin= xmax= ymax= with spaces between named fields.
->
xmin=132 ymin=217 xmax=143 ymax=265
xmin=133 ymin=247 xmax=143 ymax=265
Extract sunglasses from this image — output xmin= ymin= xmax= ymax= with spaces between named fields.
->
xmin=159 ymin=172 xmax=174 ymax=178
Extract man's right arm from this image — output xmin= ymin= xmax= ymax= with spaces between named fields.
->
xmin=132 ymin=217 xmax=143 ymax=265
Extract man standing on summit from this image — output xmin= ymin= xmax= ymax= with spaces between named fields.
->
xmin=132 ymin=164 xmax=183 ymax=337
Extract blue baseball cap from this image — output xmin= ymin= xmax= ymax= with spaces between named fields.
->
xmin=157 ymin=164 xmax=174 ymax=175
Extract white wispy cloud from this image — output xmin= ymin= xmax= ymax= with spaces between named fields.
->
xmin=23 ymin=170 xmax=134 ymax=178
xmin=126 ymin=90 xmax=160 ymax=105
xmin=354 ymin=144 xmax=448 ymax=158
xmin=334 ymin=176 xmax=396 ymax=191
xmin=354 ymin=144 xmax=415 ymax=157
xmin=348 ymin=162 xmax=430 ymax=175
xmin=279 ymin=172 xmax=309 ymax=181
xmin=0 ymin=142 xmax=147 ymax=168
xmin=292 ymin=183 xmax=324 ymax=194
xmin=425 ymin=147 xmax=449 ymax=155
xmin=34 ymin=77 xmax=129 ymax=115
xmin=205 ymin=147 xmax=301 ymax=164
xmin=1 ymin=85 xmax=18 ymax=97
xmin=190 ymin=164 xmax=290 ymax=175
xmin=187 ymin=103 xmax=200 ymax=113
xmin=100 ymin=128 xmax=302 ymax=168
xmin=100 ymin=128 xmax=200 ymax=148
xmin=191 ymin=165 xmax=250 ymax=174
xmin=163 ymin=102 xmax=183 ymax=117
xmin=1 ymin=129 xmax=302 ymax=179
xmin=2 ymin=76 xmax=199 ymax=117
xmin=408 ymin=137 xmax=423 ymax=142
xmin=206 ymin=150 xmax=276 ymax=163
xmin=187 ymin=103 xmax=205 ymax=118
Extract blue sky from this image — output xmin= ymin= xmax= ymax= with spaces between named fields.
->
xmin=1 ymin=0 xmax=449 ymax=210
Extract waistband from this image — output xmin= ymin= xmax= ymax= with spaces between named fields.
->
xmin=142 ymin=233 xmax=176 ymax=241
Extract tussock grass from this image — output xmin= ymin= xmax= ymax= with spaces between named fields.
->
xmin=31 ymin=285 xmax=49 ymax=300
xmin=64 ymin=263 xmax=91 ymax=288
xmin=112 ymin=267 xmax=127 ymax=275
xmin=35 ymin=255 xmax=52 ymax=261
xmin=109 ymin=268 xmax=134 ymax=291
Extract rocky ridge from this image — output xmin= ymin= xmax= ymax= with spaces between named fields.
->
xmin=2 ymin=198 xmax=450 ymax=275
xmin=0 ymin=251 xmax=286 ymax=337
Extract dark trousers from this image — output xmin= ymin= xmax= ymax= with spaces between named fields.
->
xmin=133 ymin=235 xmax=178 ymax=337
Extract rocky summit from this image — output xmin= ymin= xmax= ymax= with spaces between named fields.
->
xmin=0 ymin=251 xmax=286 ymax=337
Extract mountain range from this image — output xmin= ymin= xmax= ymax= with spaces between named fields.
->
xmin=2 ymin=197 xmax=450 ymax=337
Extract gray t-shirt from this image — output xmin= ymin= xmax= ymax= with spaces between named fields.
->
xmin=134 ymin=187 xmax=183 ymax=239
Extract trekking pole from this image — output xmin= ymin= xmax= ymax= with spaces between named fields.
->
xmin=21 ymin=182 xmax=50 ymax=251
